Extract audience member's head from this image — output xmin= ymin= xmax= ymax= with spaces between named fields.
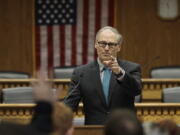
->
xmin=104 ymin=109 xmax=144 ymax=135
xmin=158 ymin=119 xmax=180 ymax=135
xmin=32 ymin=71 xmax=74 ymax=135
xmin=52 ymin=102 xmax=74 ymax=135
xmin=143 ymin=122 xmax=169 ymax=135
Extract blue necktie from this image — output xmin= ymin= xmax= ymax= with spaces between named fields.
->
xmin=102 ymin=67 xmax=111 ymax=104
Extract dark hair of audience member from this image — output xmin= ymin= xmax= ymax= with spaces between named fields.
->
xmin=104 ymin=109 xmax=144 ymax=135
xmin=52 ymin=102 xmax=74 ymax=135
xmin=158 ymin=119 xmax=180 ymax=135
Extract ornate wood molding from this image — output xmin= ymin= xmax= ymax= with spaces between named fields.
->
xmin=0 ymin=78 xmax=180 ymax=102
xmin=0 ymin=103 xmax=180 ymax=124
xmin=0 ymin=104 xmax=35 ymax=124
xmin=136 ymin=103 xmax=180 ymax=123
xmin=142 ymin=79 xmax=180 ymax=102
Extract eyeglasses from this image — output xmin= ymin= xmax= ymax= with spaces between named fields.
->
xmin=97 ymin=41 xmax=119 ymax=48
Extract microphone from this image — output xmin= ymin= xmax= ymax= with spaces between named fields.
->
xmin=142 ymin=56 xmax=160 ymax=68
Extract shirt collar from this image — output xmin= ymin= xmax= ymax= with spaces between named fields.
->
xmin=97 ymin=58 xmax=105 ymax=72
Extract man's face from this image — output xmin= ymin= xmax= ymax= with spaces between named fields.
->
xmin=95 ymin=29 xmax=121 ymax=63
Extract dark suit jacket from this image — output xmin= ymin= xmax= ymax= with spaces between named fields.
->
xmin=64 ymin=59 xmax=142 ymax=125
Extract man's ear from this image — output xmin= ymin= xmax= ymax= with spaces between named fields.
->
xmin=95 ymin=43 xmax=98 ymax=49
xmin=66 ymin=127 xmax=74 ymax=135
xmin=117 ymin=45 xmax=121 ymax=52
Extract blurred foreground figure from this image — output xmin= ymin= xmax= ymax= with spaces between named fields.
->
xmin=0 ymin=71 xmax=74 ymax=135
xmin=158 ymin=120 xmax=180 ymax=135
xmin=31 ymin=71 xmax=74 ymax=135
xmin=143 ymin=119 xmax=180 ymax=135
xmin=104 ymin=109 xmax=144 ymax=135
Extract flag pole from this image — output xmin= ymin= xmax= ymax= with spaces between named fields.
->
xmin=32 ymin=0 xmax=36 ymax=77
xmin=114 ymin=0 xmax=117 ymax=27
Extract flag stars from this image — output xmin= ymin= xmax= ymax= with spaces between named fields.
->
xmin=58 ymin=4 xmax=62 ymax=9
xmin=54 ymin=0 xmax=58 ymax=4
xmin=42 ymin=14 xmax=47 ymax=19
xmin=38 ymin=10 xmax=42 ymax=14
xmin=46 ymin=10 xmax=51 ymax=14
xmin=36 ymin=0 xmax=76 ymax=25
xmin=62 ymin=0 xmax=65 ymax=4
xmin=58 ymin=14 xmax=62 ymax=18
xmin=66 ymin=13 xmax=70 ymax=18
xmin=42 ymin=4 xmax=46 ymax=9
xmin=50 ymin=4 xmax=54 ymax=9
xmin=50 ymin=14 xmax=55 ymax=19
xmin=69 ymin=9 xmax=74 ymax=13
xmin=38 ymin=0 xmax=42 ymax=4
xmin=66 ymin=4 xmax=70 ymax=8
xmin=54 ymin=19 xmax=58 ymax=23
xmin=62 ymin=19 xmax=66 ymax=23
xmin=38 ymin=19 xmax=42 ymax=24
xmin=46 ymin=19 xmax=50 ymax=24
xmin=62 ymin=9 xmax=66 ymax=14
xmin=46 ymin=0 xmax=50 ymax=4
xmin=69 ymin=0 xmax=74 ymax=4
xmin=54 ymin=9 xmax=58 ymax=14
xmin=69 ymin=19 xmax=74 ymax=23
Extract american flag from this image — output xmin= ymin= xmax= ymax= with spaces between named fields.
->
xmin=35 ymin=0 xmax=115 ymax=71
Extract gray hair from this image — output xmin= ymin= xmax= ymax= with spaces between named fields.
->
xmin=95 ymin=26 xmax=123 ymax=45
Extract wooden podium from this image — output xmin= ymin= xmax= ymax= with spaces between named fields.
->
xmin=74 ymin=126 xmax=104 ymax=135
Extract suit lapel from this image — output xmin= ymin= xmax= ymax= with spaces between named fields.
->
xmin=91 ymin=61 xmax=107 ymax=107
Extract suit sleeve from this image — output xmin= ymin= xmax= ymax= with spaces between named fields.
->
xmin=117 ymin=64 xmax=142 ymax=96
xmin=63 ymin=69 xmax=82 ymax=111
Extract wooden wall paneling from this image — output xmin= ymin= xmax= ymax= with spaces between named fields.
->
xmin=0 ymin=0 xmax=34 ymax=75
xmin=116 ymin=0 xmax=180 ymax=77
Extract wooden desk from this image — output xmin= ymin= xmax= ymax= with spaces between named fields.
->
xmin=0 ymin=78 xmax=180 ymax=102
xmin=142 ymin=79 xmax=180 ymax=102
xmin=0 ymin=103 xmax=180 ymax=124
xmin=74 ymin=126 xmax=104 ymax=135
xmin=0 ymin=104 xmax=35 ymax=124
xmin=136 ymin=103 xmax=180 ymax=123
xmin=0 ymin=79 xmax=70 ymax=99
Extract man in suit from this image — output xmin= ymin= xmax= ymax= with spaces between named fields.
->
xmin=64 ymin=26 xmax=142 ymax=125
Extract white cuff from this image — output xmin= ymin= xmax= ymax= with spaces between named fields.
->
xmin=116 ymin=68 xmax=125 ymax=81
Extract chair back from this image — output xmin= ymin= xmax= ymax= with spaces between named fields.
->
xmin=150 ymin=66 xmax=180 ymax=78
xmin=54 ymin=66 xmax=75 ymax=79
xmin=134 ymin=95 xmax=141 ymax=103
xmin=2 ymin=87 xmax=34 ymax=103
xmin=163 ymin=87 xmax=180 ymax=103
xmin=73 ymin=117 xmax=85 ymax=125
xmin=0 ymin=71 xmax=30 ymax=79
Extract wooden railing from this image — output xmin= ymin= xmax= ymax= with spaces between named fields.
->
xmin=74 ymin=126 xmax=104 ymax=135
xmin=142 ymin=79 xmax=180 ymax=102
xmin=0 ymin=103 xmax=180 ymax=124
xmin=0 ymin=79 xmax=70 ymax=99
xmin=0 ymin=78 xmax=180 ymax=102
xmin=0 ymin=104 xmax=35 ymax=124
